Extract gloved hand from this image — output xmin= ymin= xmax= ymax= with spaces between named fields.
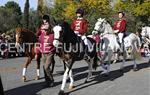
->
xmin=114 ymin=30 xmax=119 ymax=33
xmin=92 ymin=30 xmax=98 ymax=35
xmin=74 ymin=31 xmax=81 ymax=36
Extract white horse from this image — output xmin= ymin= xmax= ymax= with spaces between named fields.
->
xmin=92 ymin=18 xmax=141 ymax=73
xmin=141 ymin=26 xmax=150 ymax=61
xmin=141 ymin=26 xmax=150 ymax=39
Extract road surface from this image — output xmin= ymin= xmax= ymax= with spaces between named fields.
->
xmin=0 ymin=56 xmax=150 ymax=95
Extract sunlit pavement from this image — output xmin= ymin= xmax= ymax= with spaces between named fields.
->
xmin=0 ymin=56 xmax=150 ymax=95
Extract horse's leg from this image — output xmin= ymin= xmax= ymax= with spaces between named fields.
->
xmin=120 ymin=48 xmax=126 ymax=71
xmin=84 ymin=58 xmax=93 ymax=83
xmin=22 ymin=56 xmax=32 ymax=82
xmin=59 ymin=62 xmax=69 ymax=95
xmin=133 ymin=59 xmax=138 ymax=71
xmin=133 ymin=52 xmax=138 ymax=71
xmin=113 ymin=52 xmax=119 ymax=64
xmin=105 ymin=50 xmax=113 ymax=75
xmin=68 ymin=68 xmax=74 ymax=90
xmin=100 ymin=50 xmax=108 ymax=74
xmin=35 ymin=53 xmax=41 ymax=80
xmin=63 ymin=61 xmax=66 ymax=71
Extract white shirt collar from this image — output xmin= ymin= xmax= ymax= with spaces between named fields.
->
xmin=77 ymin=17 xmax=83 ymax=20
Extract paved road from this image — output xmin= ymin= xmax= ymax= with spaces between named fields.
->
xmin=0 ymin=56 xmax=150 ymax=95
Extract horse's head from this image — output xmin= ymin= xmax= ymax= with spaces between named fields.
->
xmin=141 ymin=27 xmax=148 ymax=37
xmin=53 ymin=21 xmax=75 ymax=48
xmin=92 ymin=18 xmax=106 ymax=35
xmin=53 ymin=25 xmax=62 ymax=47
xmin=15 ymin=28 xmax=26 ymax=48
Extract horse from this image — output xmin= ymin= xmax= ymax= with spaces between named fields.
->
xmin=92 ymin=18 xmax=141 ymax=73
xmin=15 ymin=28 xmax=41 ymax=81
xmin=141 ymin=26 xmax=150 ymax=62
xmin=15 ymin=28 xmax=54 ymax=82
xmin=53 ymin=21 xmax=98 ymax=95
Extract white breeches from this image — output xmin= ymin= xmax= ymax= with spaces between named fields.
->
xmin=118 ymin=33 xmax=124 ymax=43
xmin=81 ymin=36 xmax=93 ymax=49
xmin=75 ymin=31 xmax=93 ymax=50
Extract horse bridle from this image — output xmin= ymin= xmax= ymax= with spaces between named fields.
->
xmin=93 ymin=29 xmax=100 ymax=33
xmin=54 ymin=38 xmax=60 ymax=41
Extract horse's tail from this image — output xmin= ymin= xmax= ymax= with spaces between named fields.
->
xmin=92 ymin=54 xmax=98 ymax=70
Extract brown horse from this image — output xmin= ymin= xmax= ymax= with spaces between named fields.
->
xmin=15 ymin=28 xmax=55 ymax=82
xmin=53 ymin=21 xmax=98 ymax=95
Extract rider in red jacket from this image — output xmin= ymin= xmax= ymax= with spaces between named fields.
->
xmin=113 ymin=11 xmax=127 ymax=47
xmin=71 ymin=8 xmax=92 ymax=51
xmin=71 ymin=12 xmax=88 ymax=36
xmin=37 ymin=15 xmax=55 ymax=86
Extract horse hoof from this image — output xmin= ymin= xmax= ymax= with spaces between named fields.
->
xmin=22 ymin=76 xmax=26 ymax=82
xmin=58 ymin=90 xmax=65 ymax=95
xmin=69 ymin=85 xmax=74 ymax=91
xmin=35 ymin=76 xmax=40 ymax=80
xmin=84 ymin=80 xmax=88 ymax=83
xmin=45 ymin=80 xmax=54 ymax=87
xmin=113 ymin=60 xmax=117 ymax=64
xmin=50 ymin=81 xmax=54 ymax=87
xmin=133 ymin=68 xmax=138 ymax=71
xmin=119 ymin=69 xmax=124 ymax=73
xmin=102 ymin=73 xmax=109 ymax=77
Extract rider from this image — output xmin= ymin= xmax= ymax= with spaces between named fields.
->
xmin=38 ymin=14 xmax=55 ymax=87
xmin=113 ymin=11 xmax=127 ymax=49
xmin=71 ymin=8 xmax=92 ymax=52
xmin=34 ymin=15 xmax=50 ymax=80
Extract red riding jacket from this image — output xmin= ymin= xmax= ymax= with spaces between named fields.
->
xmin=113 ymin=19 xmax=127 ymax=33
xmin=39 ymin=31 xmax=55 ymax=54
xmin=71 ymin=18 xmax=88 ymax=35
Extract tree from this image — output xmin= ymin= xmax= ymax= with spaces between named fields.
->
xmin=114 ymin=0 xmax=150 ymax=32
xmin=0 ymin=1 xmax=22 ymax=33
xmin=23 ymin=0 xmax=30 ymax=29
xmin=51 ymin=0 xmax=111 ymax=33
xmin=134 ymin=0 xmax=150 ymax=24
xmin=37 ymin=0 xmax=44 ymax=17
xmin=5 ymin=1 xmax=22 ymax=15
xmin=28 ymin=9 xmax=39 ymax=32
xmin=37 ymin=0 xmax=57 ymax=27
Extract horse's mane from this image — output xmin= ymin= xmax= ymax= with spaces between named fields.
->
xmin=59 ymin=21 xmax=77 ymax=44
xmin=104 ymin=20 xmax=114 ymax=34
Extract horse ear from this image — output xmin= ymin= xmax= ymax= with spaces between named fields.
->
xmin=16 ymin=27 xmax=21 ymax=32
xmin=102 ymin=18 xmax=105 ymax=21
xmin=98 ymin=18 xmax=102 ymax=21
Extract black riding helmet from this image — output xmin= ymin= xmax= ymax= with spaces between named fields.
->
xmin=118 ymin=11 xmax=125 ymax=17
xmin=42 ymin=15 xmax=50 ymax=22
xmin=76 ymin=8 xmax=84 ymax=16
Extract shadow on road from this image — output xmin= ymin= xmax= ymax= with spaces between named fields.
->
xmin=5 ymin=82 xmax=46 ymax=95
xmin=66 ymin=62 xmax=150 ymax=95
xmin=4 ymin=62 xmax=149 ymax=95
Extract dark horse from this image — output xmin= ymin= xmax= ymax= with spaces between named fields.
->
xmin=53 ymin=21 xmax=98 ymax=95
xmin=15 ymin=28 xmax=55 ymax=82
